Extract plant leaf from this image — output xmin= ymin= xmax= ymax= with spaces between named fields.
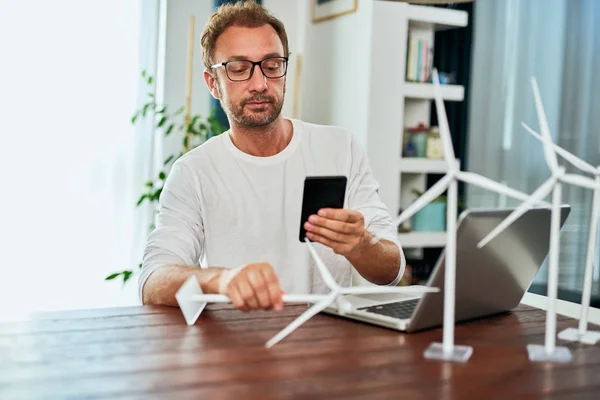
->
xmin=175 ymin=106 xmax=185 ymax=115
xmin=142 ymin=103 xmax=152 ymax=117
xmin=165 ymin=124 xmax=174 ymax=136
xmin=163 ymin=155 xmax=175 ymax=166
xmin=136 ymin=194 xmax=147 ymax=206
xmin=122 ymin=270 xmax=133 ymax=284
xmin=157 ymin=116 xmax=167 ymax=127
xmin=105 ymin=272 xmax=122 ymax=281
xmin=131 ymin=112 xmax=140 ymax=124
xmin=141 ymin=70 xmax=147 ymax=78
xmin=183 ymin=136 xmax=189 ymax=149
xmin=147 ymin=76 xmax=153 ymax=85
xmin=159 ymin=171 xmax=166 ymax=180
xmin=152 ymin=187 xmax=163 ymax=201
xmin=145 ymin=181 xmax=154 ymax=188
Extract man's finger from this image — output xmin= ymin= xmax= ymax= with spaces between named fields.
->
xmin=236 ymin=279 xmax=260 ymax=310
xmin=260 ymin=266 xmax=283 ymax=311
xmin=307 ymin=214 xmax=358 ymax=234
xmin=318 ymin=208 xmax=361 ymax=223
xmin=228 ymin=285 xmax=249 ymax=312
xmin=306 ymin=232 xmax=345 ymax=254
xmin=305 ymin=222 xmax=354 ymax=243
xmin=248 ymin=269 xmax=271 ymax=309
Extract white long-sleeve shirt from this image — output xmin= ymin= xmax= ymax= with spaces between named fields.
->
xmin=139 ymin=118 xmax=405 ymax=300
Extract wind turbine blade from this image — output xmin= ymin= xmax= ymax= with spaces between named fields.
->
xmin=432 ymin=68 xmax=456 ymax=162
xmin=265 ymin=292 xmax=336 ymax=348
xmin=562 ymin=174 xmax=600 ymax=190
xmin=456 ymin=171 xmax=551 ymax=207
xmin=393 ymin=173 xmax=452 ymax=227
xmin=530 ymin=77 xmax=559 ymax=171
xmin=305 ymin=238 xmax=339 ymax=291
xmin=522 ymin=122 xmax=597 ymax=174
xmin=477 ymin=177 xmax=556 ymax=248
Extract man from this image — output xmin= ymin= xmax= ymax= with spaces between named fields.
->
xmin=140 ymin=1 xmax=405 ymax=312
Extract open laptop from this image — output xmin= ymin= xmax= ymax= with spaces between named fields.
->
xmin=323 ymin=205 xmax=571 ymax=332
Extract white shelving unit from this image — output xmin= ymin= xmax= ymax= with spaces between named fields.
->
xmin=366 ymin=1 xmax=469 ymax=250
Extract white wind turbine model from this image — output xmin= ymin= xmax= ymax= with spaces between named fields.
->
xmin=477 ymin=77 xmax=600 ymax=362
xmin=175 ymin=238 xmax=439 ymax=348
xmin=392 ymin=69 xmax=551 ymax=362
xmin=516 ymin=123 xmax=600 ymax=345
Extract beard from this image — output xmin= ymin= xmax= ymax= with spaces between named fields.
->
xmin=217 ymin=83 xmax=285 ymax=128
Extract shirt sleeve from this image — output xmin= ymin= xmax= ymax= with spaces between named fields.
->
xmin=138 ymin=160 xmax=204 ymax=301
xmin=346 ymin=135 xmax=406 ymax=286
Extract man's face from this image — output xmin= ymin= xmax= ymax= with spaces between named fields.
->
xmin=206 ymin=25 xmax=286 ymax=128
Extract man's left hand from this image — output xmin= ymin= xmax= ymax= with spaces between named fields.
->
xmin=304 ymin=208 xmax=368 ymax=257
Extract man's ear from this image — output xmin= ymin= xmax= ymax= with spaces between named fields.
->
xmin=204 ymin=68 xmax=220 ymax=100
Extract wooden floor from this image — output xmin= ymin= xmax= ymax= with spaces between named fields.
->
xmin=0 ymin=304 xmax=599 ymax=399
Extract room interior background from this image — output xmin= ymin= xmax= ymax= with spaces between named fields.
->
xmin=466 ymin=0 xmax=600 ymax=306
xmin=0 ymin=0 xmax=598 ymax=318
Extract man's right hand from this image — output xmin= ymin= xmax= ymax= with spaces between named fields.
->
xmin=216 ymin=262 xmax=284 ymax=312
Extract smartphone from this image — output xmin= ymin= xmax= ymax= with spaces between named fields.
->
xmin=299 ymin=175 xmax=348 ymax=242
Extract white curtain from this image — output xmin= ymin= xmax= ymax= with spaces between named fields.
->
xmin=467 ymin=0 xmax=600 ymax=292
xmin=0 ymin=0 xmax=160 ymax=319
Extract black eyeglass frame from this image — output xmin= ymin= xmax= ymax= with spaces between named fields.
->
xmin=210 ymin=56 xmax=290 ymax=82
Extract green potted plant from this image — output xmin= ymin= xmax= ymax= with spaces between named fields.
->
xmin=105 ymin=70 xmax=226 ymax=285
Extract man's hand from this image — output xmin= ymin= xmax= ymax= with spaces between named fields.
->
xmin=303 ymin=208 xmax=368 ymax=257
xmin=217 ymin=262 xmax=284 ymax=312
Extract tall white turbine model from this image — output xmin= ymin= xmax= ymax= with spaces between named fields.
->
xmin=176 ymin=238 xmax=439 ymax=348
xmin=478 ymin=78 xmax=599 ymax=362
xmin=393 ymin=69 xmax=550 ymax=362
xmin=520 ymin=123 xmax=600 ymax=346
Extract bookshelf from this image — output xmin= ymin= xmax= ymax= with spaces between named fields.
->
xmin=365 ymin=1 xmax=469 ymax=250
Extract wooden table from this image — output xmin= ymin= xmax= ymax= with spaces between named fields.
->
xmin=1 ymin=304 xmax=599 ymax=399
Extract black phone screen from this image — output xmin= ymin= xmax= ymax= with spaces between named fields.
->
xmin=299 ymin=176 xmax=348 ymax=242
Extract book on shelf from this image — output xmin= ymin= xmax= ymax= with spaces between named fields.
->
xmin=406 ymin=27 xmax=434 ymax=83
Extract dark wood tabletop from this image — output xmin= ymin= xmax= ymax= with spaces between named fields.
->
xmin=1 ymin=303 xmax=599 ymax=400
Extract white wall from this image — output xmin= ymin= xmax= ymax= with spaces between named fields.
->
xmin=297 ymin=0 xmax=374 ymax=150
xmin=262 ymin=0 xmax=304 ymax=120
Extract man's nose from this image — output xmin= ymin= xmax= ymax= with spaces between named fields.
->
xmin=248 ymin=65 xmax=268 ymax=92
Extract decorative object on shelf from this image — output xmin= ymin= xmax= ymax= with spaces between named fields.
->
xmin=176 ymin=238 xmax=439 ymax=347
xmin=438 ymin=71 xmax=457 ymax=84
xmin=393 ymin=68 xmax=548 ymax=363
xmin=478 ymin=79 xmax=600 ymax=360
xmin=311 ymin=0 xmax=358 ymax=24
xmin=405 ymin=123 xmax=429 ymax=157
xmin=522 ymin=125 xmax=600 ymax=346
xmin=426 ymin=126 xmax=444 ymax=159
xmin=410 ymin=188 xmax=448 ymax=232
xmin=412 ymin=202 xmax=446 ymax=232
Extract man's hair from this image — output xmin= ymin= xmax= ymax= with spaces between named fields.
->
xmin=201 ymin=1 xmax=290 ymax=71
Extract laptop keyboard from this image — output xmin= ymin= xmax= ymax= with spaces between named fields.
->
xmin=357 ymin=298 xmax=420 ymax=320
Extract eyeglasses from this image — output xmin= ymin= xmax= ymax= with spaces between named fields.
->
xmin=210 ymin=56 xmax=289 ymax=82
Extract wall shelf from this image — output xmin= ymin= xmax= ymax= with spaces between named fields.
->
xmin=404 ymin=82 xmax=464 ymax=102
xmin=398 ymin=232 xmax=447 ymax=248
xmin=399 ymin=158 xmax=460 ymax=173
xmin=407 ymin=4 xmax=468 ymax=31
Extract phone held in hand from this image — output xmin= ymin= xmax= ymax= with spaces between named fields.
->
xmin=299 ymin=176 xmax=347 ymax=242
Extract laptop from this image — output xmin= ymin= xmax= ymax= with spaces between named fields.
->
xmin=323 ymin=205 xmax=571 ymax=332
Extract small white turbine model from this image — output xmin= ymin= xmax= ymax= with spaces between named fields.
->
xmin=477 ymin=77 xmax=600 ymax=362
xmin=516 ymin=123 xmax=600 ymax=346
xmin=393 ymin=69 xmax=551 ymax=362
xmin=175 ymin=238 xmax=439 ymax=348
